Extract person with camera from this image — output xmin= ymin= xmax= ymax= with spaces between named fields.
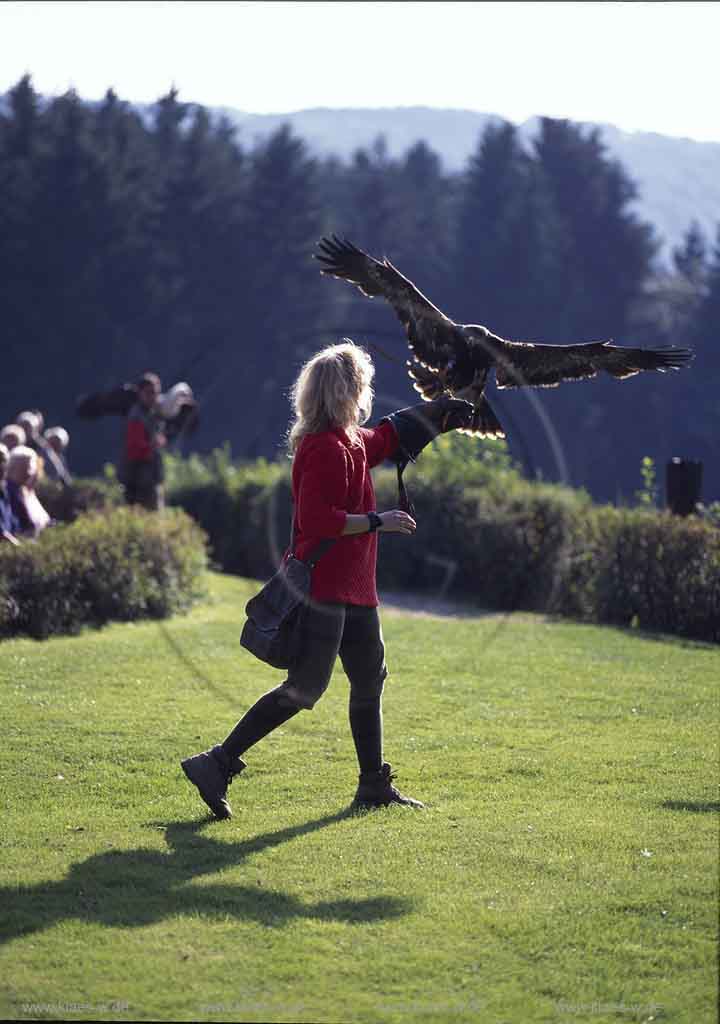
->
xmin=181 ymin=339 xmax=473 ymax=819
xmin=122 ymin=373 xmax=167 ymax=511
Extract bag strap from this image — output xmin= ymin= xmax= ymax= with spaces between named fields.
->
xmin=290 ymin=512 xmax=336 ymax=568
xmin=306 ymin=537 xmax=336 ymax=567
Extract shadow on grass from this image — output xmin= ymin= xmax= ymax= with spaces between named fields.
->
xmin=661 ymin=799 xmax=720 ymax=814
xmin=1 ymin=810 xmax=413 ymax=946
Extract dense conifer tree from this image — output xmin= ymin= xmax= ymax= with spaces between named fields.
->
xmin=393 ymin=141 xmax=456 ymax=307
xmin=210 ymin=124 xmax=325 ymax=455
xmin=0 ymin=77 xmax=45 ymax=386
xmin=674 ymin=221 xmax=708 ymax=287
xmin=534 ymin=118 xmax=657 ymax=341
xmin=691 ymin=225 xmax=720 ymax=377
xmin=340 ymin=136 xmax=402 ymax=255
xmin=0 ymin=80 xmax=712 ymax=498
xmin=455 ymin=121 xmax=529 ymax=330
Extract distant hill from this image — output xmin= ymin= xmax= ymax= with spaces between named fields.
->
xmin=219 ymin=105 xmax=720 ymax=265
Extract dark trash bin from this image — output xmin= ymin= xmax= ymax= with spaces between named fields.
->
xmin=666 ymin=458 xmax=703 ymax=516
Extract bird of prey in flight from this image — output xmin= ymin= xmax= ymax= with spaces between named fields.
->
xmin=315 ymin=235 xmax=693 ymax=437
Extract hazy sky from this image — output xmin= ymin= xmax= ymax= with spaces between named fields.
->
xmin=2 ymin=1 xmax=719 ymax=142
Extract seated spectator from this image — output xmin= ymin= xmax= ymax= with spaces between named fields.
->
xmin=16 ymin=410 xmax=42 ymax=440
xmin=5 ymin=446 xmax=52 ymax=538
xmin=16 ymin=409 xmax=70 ymax=486
xmin=15 ymin=411 xmax=45 ymax=475
xmin=0 ymin=424 xmax=26 ymax=451
xmin=43 ymin=426 xmax=73 ymax=484
xmin=0 ymin=443 xmax=21 ymax=545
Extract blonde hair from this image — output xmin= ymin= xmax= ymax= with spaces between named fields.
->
xmin=7 ymin=445 xmax=38 ymax=482
xmin=287 ymin=340 xmax=375 ymax=454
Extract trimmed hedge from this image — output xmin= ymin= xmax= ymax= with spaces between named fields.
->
xmin=0 ymin=506 xmax=208 ymax=640
xmin=376 ymin=472 xmax=719 ymax=639
xmin=165 ymin=449 xmax=293 ymax=578
xmin=36 ymin=473 xmax=124 ymax=523
xmin=579 ymin=506 xmax=720 ymax=640
xmin=164 ymin=444 xmax=720 ymax=644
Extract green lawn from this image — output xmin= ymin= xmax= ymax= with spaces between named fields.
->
xmin=1 ymin=573 xmax=717 ymax=1023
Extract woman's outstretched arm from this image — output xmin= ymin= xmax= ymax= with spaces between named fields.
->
xmin=341 ymin=511 xmax=416 ymax=536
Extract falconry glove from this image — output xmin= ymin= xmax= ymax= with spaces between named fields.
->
xmin=380 ymin=395 xmax=475 ymax=516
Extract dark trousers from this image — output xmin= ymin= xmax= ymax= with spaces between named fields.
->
xmin=123 ymin=460 xmax=164 ymax=511
xmin=222 ymin=602 xmax=387 ymax=773
xmin=124 ymin=481 xmax=164 ymax=511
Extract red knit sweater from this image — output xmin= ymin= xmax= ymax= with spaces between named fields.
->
xmin=290 ymin=421 xmax=399 ymax=605
xmin=126 ymin=419 xmax=154 ymax=461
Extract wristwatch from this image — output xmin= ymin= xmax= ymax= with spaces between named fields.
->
xmin=367 ymin=511 xmax=382 ymax=533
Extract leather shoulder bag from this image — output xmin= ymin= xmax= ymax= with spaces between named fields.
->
xmin=239 ymin=519 xmax=333 ymax=670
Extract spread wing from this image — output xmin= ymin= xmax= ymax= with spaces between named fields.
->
xmin=315 ymin=236 xmax=459 ymax=370
xmin=494 ymin=339 xmax=694 ymax=389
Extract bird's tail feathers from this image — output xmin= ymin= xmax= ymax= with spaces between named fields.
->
xmin=408 ymin=361 xmax=505 ymax=438
xmin=456 ymin=395 xmax=505 ymax=439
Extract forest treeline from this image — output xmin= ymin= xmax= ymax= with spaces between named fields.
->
xmin=1 ymin=76 xmax=717 ymax=502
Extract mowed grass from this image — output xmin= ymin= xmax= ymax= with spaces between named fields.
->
xmin=0 ymin=572 xmax=717 ymax=1024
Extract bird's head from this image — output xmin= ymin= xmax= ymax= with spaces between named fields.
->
xmin=463 ymin=324 xmax=497 ymax=344
xmin=462 ymin=324 xmax=503 ymax=360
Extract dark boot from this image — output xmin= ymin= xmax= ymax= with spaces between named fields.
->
xmin=181 ymin=745 xmax=246 ymax=820
xmin=353 ymin=762 xmax=424 ymax=809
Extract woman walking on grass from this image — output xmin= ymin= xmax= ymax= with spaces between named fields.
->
xmin=181 ymin=340 xmax=472 ymax=819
